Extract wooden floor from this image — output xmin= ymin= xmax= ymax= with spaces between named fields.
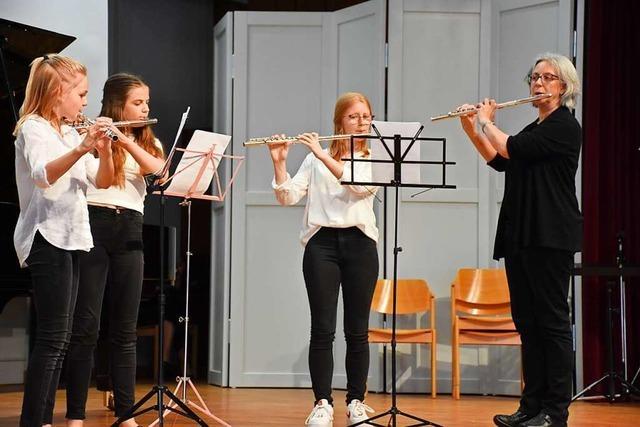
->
xmin=1 ymin=382 xmax=638 ymax=426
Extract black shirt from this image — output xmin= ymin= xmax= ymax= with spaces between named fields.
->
xmin=487 ymin=106 xmax=582 ymax=260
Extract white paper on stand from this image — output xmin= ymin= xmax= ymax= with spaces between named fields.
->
xmin=164 ymin=130 xmax=231 ymax=196
xmin=369 ymin=121 xmax=422 ymax=184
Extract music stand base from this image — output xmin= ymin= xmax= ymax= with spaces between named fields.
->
xmin=149 ymin=376 xmax=231 ymax=427
xmin=111 ymin=385 xmax=207 ymax=426
xmin=572 ymin=373 xmax=640 ymax=402
xmin=351 ymin=406 xmax=443 ymax=427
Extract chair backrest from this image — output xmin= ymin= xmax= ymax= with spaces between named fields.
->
xmin=451 ymin=268 xmax=511 ymax=316
xmin=370 ymin=279 xmax=433 ymax=315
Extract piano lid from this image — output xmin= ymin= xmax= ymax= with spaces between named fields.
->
xmin=0 ymin=19 xmax=75 ymax=203
xmin=0 ymin=18 xmax=76 ymax=105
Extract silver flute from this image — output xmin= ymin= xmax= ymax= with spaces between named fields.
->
xmin=71 ymin=115 xmax=158 ymax=141
xmin=430 ymin=93 xmax=552 ymax=121
xmin=243 ymin=133 xmax=370 ymax=147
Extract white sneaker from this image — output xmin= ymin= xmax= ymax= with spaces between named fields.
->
xmin=305 ymin=399 xmax=334 ymax=426
xmin=346 ymin=399 xmax=374 ymax=425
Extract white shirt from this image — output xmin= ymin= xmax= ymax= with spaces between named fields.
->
xmin=14 ymin=116 xmax=99 ymax=267
xmin=87 ymin=138 xmax=163 ymax=213
xmin=272 ymin=149 xmax=379 ymax=246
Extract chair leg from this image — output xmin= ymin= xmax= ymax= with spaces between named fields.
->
xmin=452 ymin=335 xmax=460 ymax=399
xmin=431 ymin=339 xmax=437 ymax=398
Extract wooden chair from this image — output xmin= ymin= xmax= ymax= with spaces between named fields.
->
xmin=368 ymin=279 xmax=437 ymax=398
xmin=450 ymin=268 xmax=521 ymax=399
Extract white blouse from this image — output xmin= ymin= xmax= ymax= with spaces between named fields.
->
xmin=272 ymin=149 xmax=379 ymax=246
xmin=14 ymin=116 xmax=99 ymax=267
xmin=87 ymin=138 xmax=163 ymax=213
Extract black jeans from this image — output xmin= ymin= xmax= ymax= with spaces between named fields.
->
xmin=504 ymin=246 xmax=573 ymax=422
xmin=66 ymin=206 xmax=144 ymax=419
xmin=20 ymin=232 xmax=80 ymax=427
xmin=303 ymin=227 xmax=379 ymax=405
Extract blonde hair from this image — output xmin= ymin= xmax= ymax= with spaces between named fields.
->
xmin=14 ymin=54 xmax=87 ymax=135
xmin=529 ymin=53 xmax=581 ymax=109
xmin=330 ymin=92 xmax=373 ymax=161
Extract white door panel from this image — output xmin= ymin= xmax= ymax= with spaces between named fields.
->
xmin=227 ymin=4 xmax=385 ymax=387
xmin=210 ymin=13 xmax=233 ymax=386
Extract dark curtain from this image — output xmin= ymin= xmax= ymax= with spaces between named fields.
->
xmin=582 ymin=0 xmax=640 ymax=394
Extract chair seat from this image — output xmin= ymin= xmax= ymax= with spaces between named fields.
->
xmin=457 ymin=315 xmax=517 ymax=330
xmin=369 ymin=328 xmax=434 ymax=343
xmin=458 ymin=330 xmax=521 ymax=345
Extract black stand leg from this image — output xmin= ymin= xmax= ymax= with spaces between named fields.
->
xmin=572 ymin=282 xmax=640 ymax=402
xmin=353 ymin=136 xmax=442 ymax=427
xmin=632 ymin=366 xmax=640 ymax=389
xmin=112 ymin=190 xmax=207 ymax=426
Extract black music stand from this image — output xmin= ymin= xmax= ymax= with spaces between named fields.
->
xmin=341 ymin=123 xmax=455 ymax=427
xmin=113 ymin=110 xmax=209 ymax=427
xmin=570 ymin=234 xmax=640 ymax=402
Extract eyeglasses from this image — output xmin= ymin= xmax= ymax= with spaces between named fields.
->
xmin=527 ymin=72 xmax=561 ymax=85
xmin=345 ymin=113 xmax=375 ymax=123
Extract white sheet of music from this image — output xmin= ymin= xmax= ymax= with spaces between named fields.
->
xmin=164 ymin=130 xmax=231 ymax=196
xmin=370 ymin=121 xmax=422 ymax=185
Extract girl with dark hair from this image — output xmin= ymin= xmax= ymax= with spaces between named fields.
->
xmin=65 ymin=73 xmax=165 ymax=427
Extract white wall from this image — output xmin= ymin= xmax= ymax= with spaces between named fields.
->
xmin=0 ymin=0 xmax=108 ymax=384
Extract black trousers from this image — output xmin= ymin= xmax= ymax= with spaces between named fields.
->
xmin=65 ymin=206 xmax=144 ymax=419
xmin=20 ymin=232 xmax=80 ymax=427
xmin=504 ymin=247 xmax=573 ymax=422
xmin=302 ymin=226 xmax=379 ymax=405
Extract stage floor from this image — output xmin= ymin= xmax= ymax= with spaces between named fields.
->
xmin=1 ymin=382 xmax=638 ymax=426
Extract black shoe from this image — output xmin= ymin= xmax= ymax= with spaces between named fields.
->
xmin=519 ymin=412 xmax=567 ymax=427
xmin=493 ymin=410 xmax=536 ymax=427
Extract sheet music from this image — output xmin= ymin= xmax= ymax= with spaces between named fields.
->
xmin=370 ymin=121 xmax=422 ymax=184
xmin=159 ymin=106 xmax=191 ymax=177
xmin=163 ymin=130 xmax=231 ymax=196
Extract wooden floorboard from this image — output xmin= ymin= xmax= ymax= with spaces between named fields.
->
xmin=1 ymin=382 xmax=638 ymax=426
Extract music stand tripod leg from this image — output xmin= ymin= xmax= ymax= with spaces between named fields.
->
xmin=632 ymin=366 xmax=640 ymax=387
xmin=572 ymin=374 xmax=610 ymax=401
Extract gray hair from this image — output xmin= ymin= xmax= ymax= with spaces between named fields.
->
xmin=528 ymin=53 xmax=581 ymax=109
